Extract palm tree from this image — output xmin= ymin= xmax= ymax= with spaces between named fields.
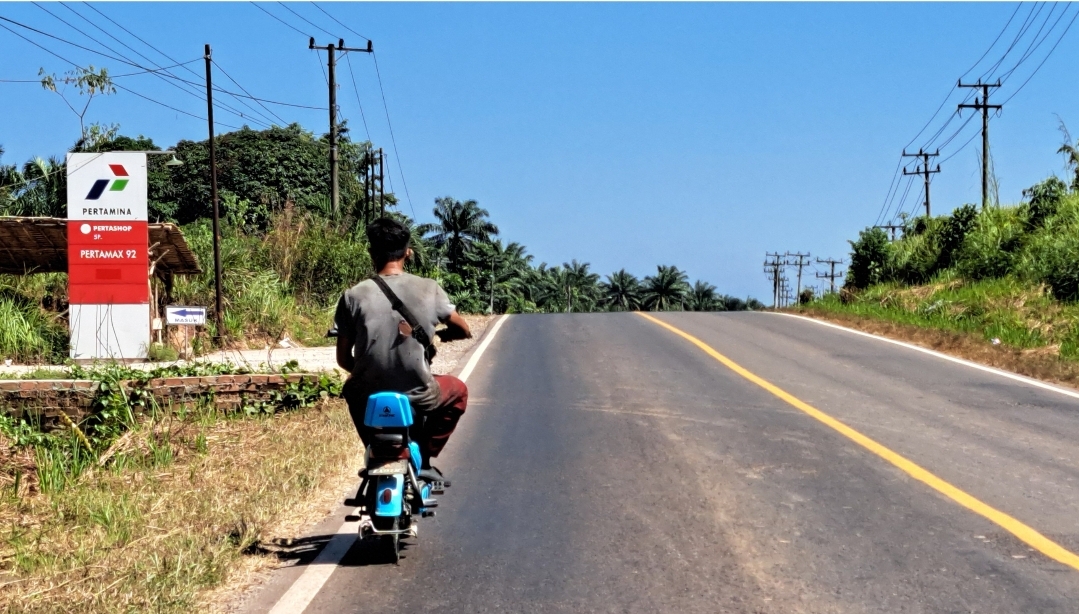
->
xmin=601 ymin=269 xmax=642 ymax=311
xmin=561 ymin=260 xmax=601 ymax=313
xmin=9 ymin=156 xmax=66 ymax=217
xmin=1057 ymin=119 xmax=1079 ymax=191
xmin=642 ymin=265 xmax=690 ymax=311
xmin=419 ymin=197 xmax=499 ymax=274
xmin=687 ymin=280 xmax=719 ymax=311
xmin=0 ymin=146 xmax=18 ymax=212
xmin=468 ymin=239 xmax=534 ymax=313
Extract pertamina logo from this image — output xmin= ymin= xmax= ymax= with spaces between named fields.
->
xmin=380 ymin=407 xmax=394 ymax=417
xmin=85 ymin=164 xmax=130 ymax=200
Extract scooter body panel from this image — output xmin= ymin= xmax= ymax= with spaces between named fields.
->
xmin=373 ymin=474 xmax=405 ymax=517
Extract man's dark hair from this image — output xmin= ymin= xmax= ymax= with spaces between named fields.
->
xmin=367 ymin=217 xmax=411 ymax=267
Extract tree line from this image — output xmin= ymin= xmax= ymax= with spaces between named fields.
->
xmin=1 ymin=124 xmax=758 ymax=321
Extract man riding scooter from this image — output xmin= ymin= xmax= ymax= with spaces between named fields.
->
xmin=334 ymin=217 xmax=472 ymax=475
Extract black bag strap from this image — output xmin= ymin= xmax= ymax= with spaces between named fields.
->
xmin=369 ymin=274 xmax=436 ymax=361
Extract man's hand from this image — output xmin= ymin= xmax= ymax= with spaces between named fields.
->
xmin=438 ymin=311 xmax=472 ymax=342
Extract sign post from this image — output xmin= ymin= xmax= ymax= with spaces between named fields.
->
xmin=67 ymin=152 xmax=150 ymax=361
xmin=166 ymin=306 xmax=206 ymax=359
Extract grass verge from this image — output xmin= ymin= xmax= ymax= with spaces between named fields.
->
xmin=0 ymin=399 xmax=360 ymax=613
xmin=801 ymin=276 xmax=1079 ymax=389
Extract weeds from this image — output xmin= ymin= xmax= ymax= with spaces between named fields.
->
xmin=0 ymin=400 xmax=360 ymax=613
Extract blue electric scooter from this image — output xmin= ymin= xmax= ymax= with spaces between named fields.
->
xmin=349 ymin=391 xmax=449 ymax=563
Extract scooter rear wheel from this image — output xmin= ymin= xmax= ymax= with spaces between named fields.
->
xmin=387 ymin=517 xmax=401 ymax=564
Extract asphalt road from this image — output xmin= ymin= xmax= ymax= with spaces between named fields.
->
xmin=242 ymin=312 xmax=1079 ymax=613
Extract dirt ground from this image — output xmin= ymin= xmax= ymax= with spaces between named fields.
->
xmin=797 ymin=307 xmax=1079 ymax=391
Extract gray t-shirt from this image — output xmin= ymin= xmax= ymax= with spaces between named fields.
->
xmin=334 ymin=273 xmax=455 ymax=412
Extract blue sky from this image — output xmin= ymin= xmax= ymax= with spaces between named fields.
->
xmin=3 ymin=2 xmax=1078 ymax=300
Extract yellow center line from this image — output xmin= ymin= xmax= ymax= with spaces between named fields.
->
xmin=636 ymin=312 xmax=1079 ymax=571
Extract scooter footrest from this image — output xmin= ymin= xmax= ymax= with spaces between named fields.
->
xmin=422 ymin=498 xmax=439 ymax=507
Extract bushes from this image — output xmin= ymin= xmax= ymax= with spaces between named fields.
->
xmin=173 ymin=209 xmax=371 ymax=345
xmin=846 ymin=227 xmax=891 ymax=289
xmin=0 ymin=296 xmax=67 ymax=364
xmin=848 ymin=186 xmax=1079 ymax=301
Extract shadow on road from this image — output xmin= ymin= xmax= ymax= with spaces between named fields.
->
xmin=250 ymin=533 xmax=411 ymax=567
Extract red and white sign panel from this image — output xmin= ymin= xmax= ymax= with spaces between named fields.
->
xmin=67 ymin=220 xmax=149 ymax=303
xmin=66 ymin=153 xmax=150 ymax=360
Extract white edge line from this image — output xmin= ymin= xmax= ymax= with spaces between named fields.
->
xmin=458 ymin=314 xmax=509 ymax=383
xmin=266 ymin=519 xmax=359 ymax=614
xmin=266 ymin=314 xmax=510 ymax=613
xmin=771 ymin=312 xmax=1079 ymax=402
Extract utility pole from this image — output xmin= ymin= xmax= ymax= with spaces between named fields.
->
xmin=958 ymin=79 xmax=1002 ymax=209
xmin=360 ymin=148 xmax=385 ymax=222
xmin=764 ymin=253 xmax=784 ymax=309
xmin=815 ymin=257 xmax=845 ymax=294
xmin=204 ymin=44 xmax=224 ymax=340
xmin=488 ymin=252 xmax=496 ymax=314
xmin=309 ymin=37 xmax=373 ymax=216
xmin=902 ymin=148 xmax=940 ymax=217
xmin=874 ymin=224 xmax=904 ymax=241
xmin=785 ymin=252 xmax=811 ymax=300
xmin=780 ymin=277 xmax=793 ymax=308
xmin=378 ymin=147 xmax=385 ymax=217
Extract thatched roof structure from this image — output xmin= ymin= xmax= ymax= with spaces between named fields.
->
xmin=0 ymin=217 xmax=201 ymax=276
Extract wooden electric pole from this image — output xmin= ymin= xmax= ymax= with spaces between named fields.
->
xmin=874 ymin=224 xmax=903 ymax=241
xmin=204 ymin=44 xmax=224 ymax=340
xmin=764 ymin=253 xmax=783 ymax=309
xmin=309 ymin=37 xmax=373 ymax=216
xmin=786 ymin=252 xmax=811 ymax=301
xmin=902 ymin=149 xmax=940 ymax=217
xmin=958 ymin=80 xmax=1002 ymax=209
xmin=815 ymin=257 xmax=845 ymax=294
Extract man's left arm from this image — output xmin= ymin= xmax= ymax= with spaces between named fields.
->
xmin=334 ymin=294 xmax=356 ymax=372
xmin=336 ymin=333 xmax=355 ymax=372
xmin=433 ymin=282 xmax=471 ymax=341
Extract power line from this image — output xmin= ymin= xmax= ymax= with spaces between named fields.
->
xmin=277 ymin=2 xmax=338 ymax=39
xmin=890 ymin=173 xmax=917 ymax=223
xmin=0 ymin=13 xmax=142 ymax=68
xmin=0 ymin=20 xmax=239 ymax=130
xmin=250 ymin=2 xmax=309 ymax=38
xmin=903 ymin=4 xmax=1023 ymax=154
xmin=31 ymin=1 xmax=273 ymax=129
xmin=979 ymin=2 xmax=1045 ymax=82
xmin=311 ymin=2 xmax=370 ymax=42
xmin=874 ymin=158 xmax=904 ymax=226
xmin=1000 ymin=6 xmax=1079 ymax=105
xmin=5 ymin=9 xmax=272 ymax=128
xmin=344 ymin=51 xmax=372 ymax=142
xmin=996 ymin=2 xmax=1066 ymax=83
xmin=939 ymin=127 xmax=983 ymax=164
xmin=211 ymin=59 xmax=288 ymax=124
xmin=372 ymin=52 xmax=415 ymax=218
xmin=79 ymin=2 xmax=279 ymax=127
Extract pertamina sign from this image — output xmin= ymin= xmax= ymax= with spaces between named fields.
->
xmin=67 ymin=153 xmax=150 ymax=360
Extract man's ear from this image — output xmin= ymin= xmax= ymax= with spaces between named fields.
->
xmin=406 ymin=247 xmax=414 ymax=261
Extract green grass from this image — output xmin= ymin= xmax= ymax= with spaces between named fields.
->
xmin=0 ymin=401 xmax=361 ymax=613
xmin=808 ymin=274 xmax=1079 ymax=359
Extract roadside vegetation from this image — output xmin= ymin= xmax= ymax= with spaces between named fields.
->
xmin=807 ymin=133 xmax=1079 ymax=382
xmin=0 ymin=362 xmax=350 ymax=612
